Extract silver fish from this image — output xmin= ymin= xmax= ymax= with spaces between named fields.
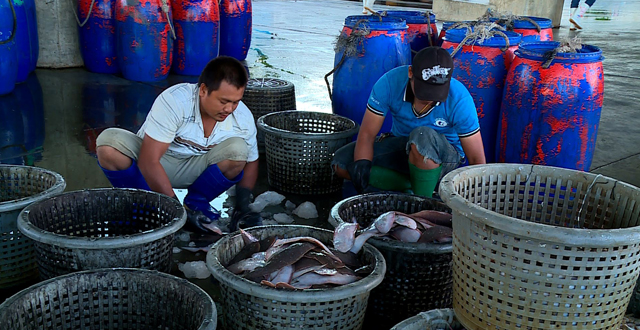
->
xmin=270 ymin=264 xmax=294 ymax=284
xmin=394 ymin=214 xmax=418 ymax=230
xmin=271 ymin=237 xmax=339 ymax=262
xmin=373 ymin=211 xmax=396 ymax=234
xmin=333 ymin=222 xmax=358 ymax=253
xmin=388 ymin=226 xmax=422 ymax=243
xmin=290 ymin=272 xmax=360 ymax=289
xmin=350 ymin=228 xmax=383 ymax=254
xmin=227 ymin=258 xmax=267 ymax=275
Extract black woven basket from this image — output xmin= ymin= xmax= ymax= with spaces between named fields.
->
xmin=243 ymin=78 xmax=297 ymax=152
xmin=329 ymin=192 xmax=453 ymax=329
xmin=628 ymin=279 xmax=640 ymax=317
xmin=0 ymin=268 xmax=217 ymax=330
xmin=17 ymin=188 xmax=186 ymax=279
xmin=257 ymin=111 xmax=358 ymax=195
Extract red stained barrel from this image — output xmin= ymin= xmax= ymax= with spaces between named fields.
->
xmin=380 ymin=11 xmax=437 ymax=61
xmin=442 ymin=28 xmax=521 ymax=163
xmin=78 ymin=0 xmax=119 ymax=74
xmin=219 ymin=0 xmax=251 ymax=61
xmin=492 ymin=16 xmax=553 ymax=42
xmin=115 ymin=0 xmax=174 ymax=82
xmin=0 ymin=0 xmax=18 ymax=95
xmin=497 ymin=42 xmax=604 ymax=171
xmin=172 ymin=0 xmax=220 ymax=76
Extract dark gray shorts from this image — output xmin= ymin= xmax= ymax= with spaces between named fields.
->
xmin=331 ymin=126 xmax=463 ymax=181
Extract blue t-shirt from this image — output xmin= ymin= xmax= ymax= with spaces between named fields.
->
xmin=366 ymin=66 xmax=479 ymax=158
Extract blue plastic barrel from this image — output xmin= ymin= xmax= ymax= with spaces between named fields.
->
xmin=11 ymin=0 xmax=31 ymax=83
xmin=491 ymin=16 xmax=553 ymax=42
xmin=24 ymin=0 xmax=37 ymax=72
xmin=332 ymin=16 xmax=410 ymax=134
xmin=0 ymin=0 xmax=18 ymax=95
xmin=115 ymin=0 xmax=174 ymax=82
xmin=497 ymin=42 xmax=604 ymax=171
xmin=172 ymin=0 xmax=220 ymax=76
xmin=78 ymin=0 xmax=119 ymax=74
xmin=442 ymin=28 xmax=522 ymax=163
xmin=438 ymin=21 xmax=461 ymax=46
xmin=219 ymin=0 xmax=251 ymax=61
xmin=381 ymin=11 xmax=437 ymax=61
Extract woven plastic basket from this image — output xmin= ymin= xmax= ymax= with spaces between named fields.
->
xmin=0 ymin=165 xmax=66 ymax=289
xmin=206 ymin=225 xmax=386 ymax=330
xmin=17 ymin=188 xmax=186 ymax=279
xmin=242 ymin=78 xmax=296 ymax=151
xmin=0 ymin=268 xmax=217 ymax=330
xmin=257 ymin=111 xmax=358 ymax=194
xmin=439 ymin=164 xmax=640 ymax=330
xmin=329 ymin=192 xmax=453 ymax=329
xmin=391 ymin=309 xmax=464 ymax=330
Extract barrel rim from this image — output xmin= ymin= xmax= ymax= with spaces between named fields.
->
xmin=256 ymin=110 xmax=359 ymax=141
xmin=16 ymin=188 xmax=187 ymax=249
xmin=516 ymin=41 xmax=604 ymax=62
xmin=444 ymin=28 xmax=522 ymax=47
xmin=489 ymin=16 xmax=553 ymax=29
xmin=344 ymin=15 xmax=408 ymax=30
xmin=0 ymin=165 xmax=66 ymax=213
xmin=378 ymin=10 xmax=436 ymax=24
xmin=439 ymin=164 xmax=640 ymax=247
xmin=207 ymin=224 xmax=386 ymax=302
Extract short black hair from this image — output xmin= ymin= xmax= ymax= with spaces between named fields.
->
xmin=198 ymin=56 xmax=248 ymax=94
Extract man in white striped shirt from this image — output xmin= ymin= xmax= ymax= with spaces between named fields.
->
xmin=96 ymin=57 xmax=261 ymax=233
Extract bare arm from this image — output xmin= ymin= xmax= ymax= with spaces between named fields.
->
xmin=138 ymin=135 xmax=175 ymax=197
xmin=460 ymin=132 xmax=486 ymax=165
xmin=353 ymin=110 xmax=385 ymax=161
xmin=238 ymin=160 xmax=258 ymax=190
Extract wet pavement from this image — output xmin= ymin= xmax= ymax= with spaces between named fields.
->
xmin=1 ymin=0 xmax=640 ymax=327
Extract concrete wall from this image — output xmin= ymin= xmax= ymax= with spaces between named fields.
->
xmin=35 ymin=0 xmax=83 ymax=68
xmin=433 ymin=0 xmax=565 ymax=27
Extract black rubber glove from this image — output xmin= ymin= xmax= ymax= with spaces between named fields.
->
xmin=230 ymin=186 xmax=262 ymax=231
xmin=347 ymin=159 xmax=372 ymax=194
xmin=174 ymin=195 xmax=217 ymax=234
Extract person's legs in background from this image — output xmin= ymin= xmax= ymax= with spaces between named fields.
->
xmin=96 ymin=128 xmax=150 ymax=190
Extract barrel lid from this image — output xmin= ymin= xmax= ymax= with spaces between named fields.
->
xmin=444 ymin=28 xmax=522 ymax=47
xmin=378 ymin=10 xmax=436 ymax=24
xmin=490 ymin=16 xmax=553 ymax=29
xmin=441 ymin=21 xmax=474 ymax=30
xmin=517 ymin=41 xmax=604 ymax=63
xmin=344 ymin=15 xmax=408 ymax=31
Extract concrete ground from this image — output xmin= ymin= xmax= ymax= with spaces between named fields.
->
xmin=1 ymin=0 xmax=639 ymax=327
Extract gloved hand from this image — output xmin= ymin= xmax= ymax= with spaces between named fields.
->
xmin=347 ymin=159 xmax=372 ymax=194
xmin=229 ymin=186 xmax=262 ymax=231
xmin=174 ymin=195 xmax=224 ymax=235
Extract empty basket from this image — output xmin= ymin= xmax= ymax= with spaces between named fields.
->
xmin=0 ymin=165 xmax=66 ymax=289
xmin=0 ymin=268 xmax=217 ymax=330
xmin=439 ymin=164 xmax=640 ymax=330
xmin=17 ymin=188 xmax=186 ymax=279
xmin=329 ymin=192 xmax=453 ymax=329
xmin=207 ymin=225 xmax=386 ymax=330
xmin=390 ymin=309 xmax=464 ymax=330
xmin=257 ymin=111 xmax=358 ymax=194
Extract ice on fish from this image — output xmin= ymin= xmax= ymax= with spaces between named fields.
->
xmin=285 ymin=200 xmax=296 ymax=210
xmin=188 ymin=241 xmax=196 ymax=247
xmin=249 ymin=191 xmax=286 ymax=212
xmin=292 ymin=202 xmax=318 ymax=219
xmin=172 ymin=247 xmax=181 ymax=254
xmin=178 ymin=261 xmax=211 ymax=279
xmin=274 ymin=213 xmax=295 ymax=224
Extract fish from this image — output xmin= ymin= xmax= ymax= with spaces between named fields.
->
xmin=410 ymin=210 xmax=453 ymax=227
xmin=393 ymin=214 xmax=418 ymax=230
xmin=388 ymin=226 xmax=422 ymax=243
xmin=350 ymin=228 xmax=383 ymax=254
xmin=373 ymin=211 xmax=396 ymax=234
xmin=201 ymin=222 xmax=225 ymax=235
xmin=289 ymin=272 xmax=361 ymax=289
xmin=244 ymin=242 xmax=316 ymax=283
xmin=271 ymin=237 xmax=339 ymax=262
xmin=179 ymin=245 xmax=212 ymax=253
xmin=227 ymin=257 xmax=267 ymax=274
xmin=333 ymin=222 xmax=359 ymax=253
xmin=418 ymin=225 xmax=453 ymax=243
xmin=226 ymin=232 xmax=261 ymax=266
xmin=304 ymin=251 xmax=346 ymax=269
xmin=330 ymin=249 xmax=362 ymax=270
xmin=259 ymin=236 xmax=277 ymax=251
xmin=270 ymin=264 xmax=294 ymax=284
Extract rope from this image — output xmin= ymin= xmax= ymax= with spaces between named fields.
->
xmin=161 ymin=0 xmax=176 ymax=39
xmin=324 ymin=19 xmax=370 ymax=100
xmin=450 ymin=23 xmax=509 ymax=58
xmin=364 ymin=7 xmax=382 ymax=21
xmin=0 ymin=0 xmax=17 ymax=45
xmin=542 ymin=36 xmax=582 ymax=69
xmin=425 ymin=11 xmax=433 ymax=47
xmin=69 ymin=0 xmax=96 ymax=28
xmin=576 ymin=174 xmax=604 ymax=229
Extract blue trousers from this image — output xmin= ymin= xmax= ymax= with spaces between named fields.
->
xmin=571 ymin=0 xmax=596 ymax=8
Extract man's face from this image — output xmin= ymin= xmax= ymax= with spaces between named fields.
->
xmin=199 ymin=81 xmax=245 ymax=122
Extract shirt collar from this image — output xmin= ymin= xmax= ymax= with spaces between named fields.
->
xmin=403 ymin=79 xmax=415 ymax=103
xmin=193 ymin=84 xmax=202 ymax=124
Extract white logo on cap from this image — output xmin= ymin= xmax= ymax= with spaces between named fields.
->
xmin=422 ymin=65 xmax=451 ymax=81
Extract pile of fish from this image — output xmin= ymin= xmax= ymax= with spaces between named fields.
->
xmin=225 ymin=229 xmax=373 ymax=289
xmin=333 ymin=210 xmax=453 ymax=254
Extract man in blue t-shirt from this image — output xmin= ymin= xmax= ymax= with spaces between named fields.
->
xmin=332 ymin=47 xmax=486 ymax=197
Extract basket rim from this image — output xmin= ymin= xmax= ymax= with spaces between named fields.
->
xmin=0 ymin=165 xmax=66 ymax=213
xmin=390 ymin=308 xmax=457 ymax=329
xmin=206 ymin=224 xmax=386 ymax=302
xmin=0 ymin=268 xmax=217 ymax=330
xmin=439 ymin=164 xmax=640 ymax=247
xmin=329 ymin=192 xmax=453 ymax=254
xmin=256 ymin=110 xmax=359 ymax=141
xmin=16 ymin=188 xmax=187 ymax=249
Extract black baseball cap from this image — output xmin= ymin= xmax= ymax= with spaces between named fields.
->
xmin=411 ymin=47 xmax=454 ymax=102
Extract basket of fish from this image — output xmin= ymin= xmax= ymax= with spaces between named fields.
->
xmin=390 ymin=309 xmax=465 ymax=330
xmin=329 ymin=192 xmax=453 ymax=329
xmin=206 ymin=225 xmax=386 ymax=330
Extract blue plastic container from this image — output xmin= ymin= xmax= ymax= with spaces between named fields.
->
xmin=115 ymin=0 xmax=174 ymax=82
xmin=442 ymin=28 xmax=522 ymax=163
xmin=172 ymin=0 xmax=220 ymax=76
xmin=219 ymin=0 xmax=251 ymax=61
xmin=332 ymin=16 xmax=410 ymax=134
xmin=11 ymin=0 xmax=31 ymax=83
xmin=78 ymin=0 xmax=119 ymax=74
xmin=0 ymin=0 xmax=18 ymax=95
xmin=491 ymin=16 xmax=553 ymax=42
xmin=24 ymin=0 xmax=37 ymax=72
xmin=380 ymin=11 xmax=437 ymax=61
xmin=497 ymin=42 xmax=604 ymax=171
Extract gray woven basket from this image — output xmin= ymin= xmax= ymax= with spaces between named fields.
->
xmin=0 ymin=165 xmax=66 ymax=289
xmin=0 ymin=268 xmax=217 ymax=330
xmin=329 ymin=192 xmax=453 ymax=329
xmin=390 ymin=309 xmax=464 ymax=330
xmin=17 ymin=188 xmax=186 ymax=279
xmin=257 ymin=111 xmax=358 ymax=195
xmin=242 ymin=78 xmax=297 ymax=152
xmin=206 ymin=225 xmax=386 ymax=330
xmin=439 ymin=164 xmax=640 ymax=330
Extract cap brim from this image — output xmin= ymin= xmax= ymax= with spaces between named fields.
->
xmin=414 ymin=79 xmax=450 ymax=103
